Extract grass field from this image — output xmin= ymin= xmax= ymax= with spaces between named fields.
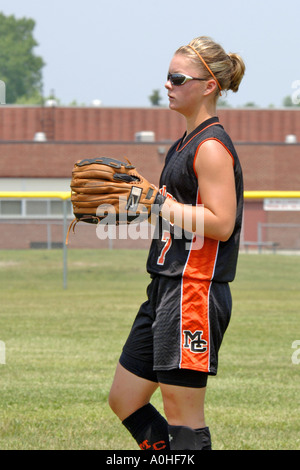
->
xmin=0 ymin=249 xmax=299 ymax=450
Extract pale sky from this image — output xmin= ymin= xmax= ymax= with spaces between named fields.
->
xmin=1 ymin=0 xmax=299 ymax=108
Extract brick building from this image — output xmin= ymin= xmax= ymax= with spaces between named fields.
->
xmin=0 ymin=106 xmax=299 ymax=250
xmin=1 ymin=106 xmax=300 ymax=143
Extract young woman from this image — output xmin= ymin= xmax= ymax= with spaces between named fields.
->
xmin=109 ymin=36 xmax=245 ymax=451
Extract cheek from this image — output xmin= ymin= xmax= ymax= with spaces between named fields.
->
xmin=178 ymin=90 xmax=197 ymax=109
xmin=169 ymin=85 xmax=201 ymax=113
xmin=187 ymin=88 xmax=203 ymax=106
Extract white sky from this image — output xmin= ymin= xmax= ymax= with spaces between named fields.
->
xmin=1 ymin=0 xmax=299 ymax=108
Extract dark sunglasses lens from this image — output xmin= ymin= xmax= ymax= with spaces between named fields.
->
xmin=168 ymin=74 xmax=185 ymax=86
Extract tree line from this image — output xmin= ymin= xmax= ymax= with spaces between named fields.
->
xmin=1 ymin=12 xmax=299 ymax=108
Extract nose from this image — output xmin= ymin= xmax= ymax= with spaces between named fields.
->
xmin=165 ymin=78 xmax=172 ymax=90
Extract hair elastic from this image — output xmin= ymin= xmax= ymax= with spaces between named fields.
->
xmin=187 ymin=44 xmax=222 ymax=95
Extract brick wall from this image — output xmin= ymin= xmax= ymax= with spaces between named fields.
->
xmin=1 ymin=106 xmax=300 ymax=143
xmin=1 ymin=141 xmax=299 ymax=190
xmin=0 ymin=106 xmax=185 ymax=142
xmin=0 ymin=220 xmax=152 ymax=250
xmin=0 ymin=142 xmax=165 ymax=185
xmin=1 ymin=140 xmax=300 ymax=250
xmin=238 ymin=143 xmax=300 ymax=190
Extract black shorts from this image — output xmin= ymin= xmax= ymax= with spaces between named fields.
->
xmin=120 ymin=350 xmax=208 ymax=388
xmin=121 ymin=275 xmax=232 ymax=388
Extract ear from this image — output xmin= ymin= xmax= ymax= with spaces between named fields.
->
xmin=203 ymin=79 xmax=218 ymax=97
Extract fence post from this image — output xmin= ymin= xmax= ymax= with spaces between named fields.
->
xmin=257 ymin=222 xmax=262 ymax=253
xmin=0 ymin=341 xmax=5 ymax=365
xmin=63 ymin=199 xmax=68 ymax=289
xmin=47 ymin=223 xmax=52 ymax=250
xmin=0 ymin=80 xmax=5 ymax=104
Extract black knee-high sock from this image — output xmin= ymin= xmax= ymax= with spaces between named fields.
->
xmin=122 ymin=404 xmax=170 ymax=450
xmin=168 ymin=425 xmax=212 ymax=450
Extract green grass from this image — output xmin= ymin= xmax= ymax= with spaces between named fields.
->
xmin=0 ymin=249 xmax=299 ymax=450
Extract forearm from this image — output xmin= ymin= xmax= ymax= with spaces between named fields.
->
xmin=160 ymin=198 xmax=234 ymax=242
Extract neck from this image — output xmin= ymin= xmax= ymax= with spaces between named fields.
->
xmin=185 ymin=102 xmax=217 ymax=136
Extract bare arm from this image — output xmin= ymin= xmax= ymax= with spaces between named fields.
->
xmin=160 ymin=140 xmax=237 ymax=242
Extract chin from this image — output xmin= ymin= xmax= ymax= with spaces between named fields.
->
xmin=169 ymin=101 xmax=180 ymax=112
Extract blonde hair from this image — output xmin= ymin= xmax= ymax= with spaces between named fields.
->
xmin=176 ymin=36 xmax=245 ymax=97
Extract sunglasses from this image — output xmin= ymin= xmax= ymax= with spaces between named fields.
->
xmin=167 ymin=73 xmax=207 ymax=86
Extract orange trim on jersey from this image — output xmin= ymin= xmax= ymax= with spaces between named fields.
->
xmin=176 ymin=127 xmax=234 ymax=372
xmin=182 ymin=188 xmax=219 ymax=281
xmin=176 ymin=123 xmax=220 ymax=153
xmin=179 ymin=189 xmax=219 ymax=372
xmin=180 ymin=278 xmax=211 ymax=372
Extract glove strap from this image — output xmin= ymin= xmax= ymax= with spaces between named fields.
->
xmin=152 ymin=193 xmax=166 ymax=216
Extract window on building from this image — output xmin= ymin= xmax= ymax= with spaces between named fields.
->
xmin=0 ymin=199 xmax=72 ymax=218
xmin=0 ymin=200 xmax=22 ymax=216
xmin=26 ymin=200 xmax=48 ymax=216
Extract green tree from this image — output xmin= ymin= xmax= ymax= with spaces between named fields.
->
xmin=217 ymin=99 xmax=231 ymax=108
xmin=243 ymin=101 xmax=259 ymax=107
xmin=149 ymin=89 xmax=163 ymax=106
xmin=0 ymin=13 xmax=45 ymax=103
xmin=282 ymin=95 xmax=300 ymax=107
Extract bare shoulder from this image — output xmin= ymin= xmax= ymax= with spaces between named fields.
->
xmin=195 ymin=139 xmax=234 ymax=178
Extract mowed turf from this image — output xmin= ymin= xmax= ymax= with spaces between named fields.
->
xmin=0 ymin=249 xmax=299 ymax=450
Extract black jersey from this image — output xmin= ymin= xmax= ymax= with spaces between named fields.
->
xmin=147 ymin=116 xmax=244 ymax=283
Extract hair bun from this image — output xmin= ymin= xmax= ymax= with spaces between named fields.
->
xmin=228 ymin=53 xmax=246 ymax=93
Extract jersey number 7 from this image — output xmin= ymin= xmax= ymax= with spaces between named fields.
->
xmin=157 ymin=230 xmax=172 ymax=266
